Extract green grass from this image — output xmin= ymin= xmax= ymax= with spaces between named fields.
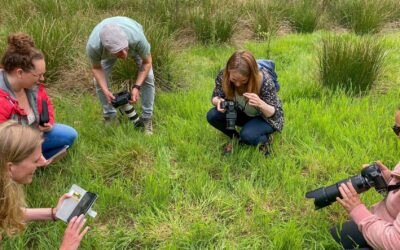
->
xmin=1 ymin=1 xmax=400 ymax=249
xmin=2 ymin=32 xmax=400 ymax=249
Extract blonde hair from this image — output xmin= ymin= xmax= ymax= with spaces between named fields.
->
xmin=0 ymin=121 xmax=43 ymax=237
xmin=222 ymin=50 xmax=261 ymax=100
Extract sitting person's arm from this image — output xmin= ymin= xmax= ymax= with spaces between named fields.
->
xmin=351 ymin=206 xmax=400 ymax=250
xmin=24 ymin=193 xmax=71 ymax=221
xmin=24 ymin=208 xmax=55 ymax=221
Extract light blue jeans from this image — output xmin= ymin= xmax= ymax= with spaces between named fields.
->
xmin=42 ymin=123 xmax=78 ymax=159
xmin=94 ymin=54 xmax=155 ymax=119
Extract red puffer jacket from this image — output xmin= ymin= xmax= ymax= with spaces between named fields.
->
xmin=0 ymin=83 xmax=55 ymax=126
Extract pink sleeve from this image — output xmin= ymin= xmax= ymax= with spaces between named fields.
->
xmin=350 ymin=204 xmax=400 ymax=250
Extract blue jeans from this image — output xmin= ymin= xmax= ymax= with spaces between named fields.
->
xmin=206 ymin=107 xmax=275 ymax=145
xmin=42 ymin=123 xmax=78 ymax=159
xmin=94 ymin=53 xmax=155 ymax=119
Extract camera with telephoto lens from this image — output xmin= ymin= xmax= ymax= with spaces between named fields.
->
xmin=306 ymin=163 xmax=387 ymax=210
xmin=220 ymin=100 xmax=237 ymax=130
xmin=111 ymin=91 xmax=140 ymax=126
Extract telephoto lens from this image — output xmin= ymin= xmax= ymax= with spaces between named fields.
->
xmin=120 ymin=103 xmax=140 ymax=126
xmin=111 ymin=91 xmax=141 ymax=126
xmin=305 ymin=163 xmax=387 ymax=210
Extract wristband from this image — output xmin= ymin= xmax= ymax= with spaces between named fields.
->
xmin=133 ymin=84 xmax=141 ymax=91
xmin=51 ymin=207 xmax=57 ymax=221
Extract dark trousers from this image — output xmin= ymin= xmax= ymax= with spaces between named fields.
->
xmin=206 ymin=107 xmax=275 ymax=145
xmin=330 ymin=220 xmax=372 ymax=250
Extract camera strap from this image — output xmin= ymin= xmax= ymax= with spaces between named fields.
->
xmin=387 ymin=183 xmax=400 ymax=192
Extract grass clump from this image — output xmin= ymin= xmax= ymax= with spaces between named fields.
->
xmin=328 ymin=0 xmax=399 ymax=35
xmin=318 ymin=34 xmax=387 ymax=95
xmin=284 ymin=0 xmax=323 ymax=33
xmin=191 ymin=0 xmax=238 ymax=44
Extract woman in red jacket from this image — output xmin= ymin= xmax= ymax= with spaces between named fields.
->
xmin=0 ymin=32 xmax=77 ymax=162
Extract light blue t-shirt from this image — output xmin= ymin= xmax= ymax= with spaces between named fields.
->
xmin=86 ymin=16 xmax=151 ymax=65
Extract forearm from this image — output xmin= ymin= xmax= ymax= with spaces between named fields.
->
xmin=91 ymin=67 xmax=108 ymax=93
xmin=258 ymin=101 xmax=276 ymax=118
xmin=24 ymin=208 xmax=54 ymax=221
xmin=135 ymin=61 xmax=152 ymax=86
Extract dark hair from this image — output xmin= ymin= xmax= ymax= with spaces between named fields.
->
xmin=1 ymin=32 xmax=44 ymax=73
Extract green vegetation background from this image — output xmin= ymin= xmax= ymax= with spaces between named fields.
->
xmin=1 ymin=0 xmax=400 ymax=249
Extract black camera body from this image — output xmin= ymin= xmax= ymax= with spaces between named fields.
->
xmin=111 ymin=91 xmax=140 ymax=126
xmin=220 ymin=100 xmax=237 ymax=130
xmin=306 ymin=163 xmax=387 ymax=210
xmin=111 ymin=91 xmax=131 ymax=108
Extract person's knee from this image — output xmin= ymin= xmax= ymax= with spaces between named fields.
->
xmin=240 ymin=130 xmax=259 ymax=145
xmin=206 ymin=108 xmax=220 ymax=124
xmin=56 ymin=125 xmax=78 ymax=146
xmin=65 ymin=127 xmax=78 ymax=146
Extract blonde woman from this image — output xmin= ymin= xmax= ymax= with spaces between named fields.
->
xmin=206 ymin=50 xmax=284 ymax=155
xmin=0 ymin=121 xmax=88 ymax=249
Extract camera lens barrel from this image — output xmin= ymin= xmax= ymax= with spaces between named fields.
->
xmin=121 ymin=104 xmax=140 ymax=125
xmin=305 ymin=163 xmax=386 ymax=210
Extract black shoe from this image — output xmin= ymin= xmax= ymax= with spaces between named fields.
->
xmin=259 ymin=143 xmax=270 ymax=157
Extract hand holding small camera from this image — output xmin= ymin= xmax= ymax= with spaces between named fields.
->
xmin=38 ymin=123 xmax=53 ymax=132
xmin=336 ymin=182 xmax=362 ymax=213
xmin=59 ymin=214 xmax=89 ymax=250
xmin=216 ymin=98 xmax=225 ymax=112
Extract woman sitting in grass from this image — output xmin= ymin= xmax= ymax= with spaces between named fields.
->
xmin=0 ymin=121 xmax=88 ymax=249
xmin=331 ymin=161 xmax=400 ymax=250
xmin=206 ymin=50 xmax=284 ymax=156
xmin=0 ymin=32 xmax=77 ymax=162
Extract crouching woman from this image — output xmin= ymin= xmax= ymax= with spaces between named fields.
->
xmin=206 ymin=50 xmax=284 ymax=155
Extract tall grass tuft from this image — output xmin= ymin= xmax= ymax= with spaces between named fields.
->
xmin=191 ymin=0 xmax=238 ymax=44
xmin=134 ymin=0 xmax=194 ymax=35
xmin=328 ymin=0 xmax=399 ymax=35
xmin=247 ymin=0 xmax=282 ymax=39
xmin=318 ymin=34 xmax=386 ymax=95
xmin=285 ymin=0 xmax=322 ymax=33
xmin=245 ymin=0 xmax=283 ymax=58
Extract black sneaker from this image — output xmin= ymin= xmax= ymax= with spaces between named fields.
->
xmin=259 ymin=143 xmax=270 ymax=157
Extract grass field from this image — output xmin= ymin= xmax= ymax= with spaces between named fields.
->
xmin=1 ymin=1 xmax=400 ymax=249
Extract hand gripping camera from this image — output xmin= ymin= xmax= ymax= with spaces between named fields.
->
xmin=306 ymin=163 xmax=387 ymax=210
xmin=220 ymin=101 xmax=237 ymax=130
xmin=111 ymin=91 xmax=140 ymax=126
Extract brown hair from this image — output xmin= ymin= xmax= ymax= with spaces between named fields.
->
xmin=1 ymin=32 xmax=44 ymax=73
xmin=0 ymin=121 xmax=43 ymax=237
xmin=222 ymin=50 xmax=261 ymax=99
